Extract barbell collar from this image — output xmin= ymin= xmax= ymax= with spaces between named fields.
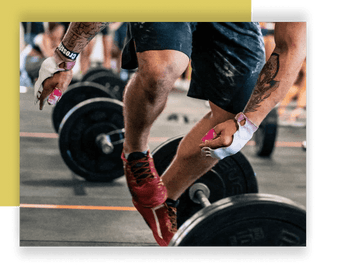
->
xmin=95 ymin=134 xmax=114 ymax=154
xmin=95 ymin=128 xmax=125 ymax=154
xmin=189 ymin=183 xmax=211 ymax=207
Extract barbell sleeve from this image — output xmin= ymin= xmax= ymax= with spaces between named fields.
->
xmin=195 ymin=189 xmax=211 ymax=207
xmin=96 ymin=134 xmax=114 ymax=154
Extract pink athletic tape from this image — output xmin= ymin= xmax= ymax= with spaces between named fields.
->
xmin=47 ymin=88 xmax=62 ymax=105
xmin=201 ymin=128 xmax=217 ymax=143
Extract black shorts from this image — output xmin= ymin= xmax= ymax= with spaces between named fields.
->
xmin=122 ymin=22 xmax=265 ymax=114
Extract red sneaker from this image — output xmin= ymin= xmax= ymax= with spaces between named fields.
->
xmin=121 ymin=150 xmax=167 ymax=207
xmin=133 ymin=199 xmax=177 ymax=246
xmin=121 ymin=150 xmax=177 ymax=246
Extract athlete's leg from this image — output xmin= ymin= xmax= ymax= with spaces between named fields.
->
xmin=279 ymin=58 xmax=306 ymax=119
xmin=121 ymin=22 xmax=193 ymax=154
xmin=295 ymin=59 xmax=306 ymax=109
xmin=79 ymin=38 xmax=95 ymax=75
xmin=122 ymin=49 xmax=189 ymax=154
xmin=120 ymin=25 xmax=192 ymax=246
xmin=289 ymin=59 xmax=306 ymax=121
xmin=102 ymin=34 xmax=112 ymax=69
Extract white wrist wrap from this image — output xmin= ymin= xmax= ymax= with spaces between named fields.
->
xmin=34 ymin=57 xmax=65 ymax=104
xmin=201 ymin=113 xmax=258 ymax=160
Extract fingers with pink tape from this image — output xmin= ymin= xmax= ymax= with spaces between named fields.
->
xmin=47 ymin=88 xmax=62 ymax=105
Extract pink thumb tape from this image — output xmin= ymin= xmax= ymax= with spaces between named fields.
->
xmin=201 ymin=128 xmax=216 ymax=143
xmin=47 ymin=88 xmax=62 ymax=105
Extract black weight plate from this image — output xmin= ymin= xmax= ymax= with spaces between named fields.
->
xmin=254 ymin=108 xmax=278 ymax=157
xmin=86 ymin=72 xmax=126 ymax=101
xmin=169 ymin=193 xmax=306 ymax=246
xmin=52 ymin=82 xmax=116 ymax=133
xmin=58 ymin=98 xmax=124 ymax=182
xmin=81 ymin=67 xmax=113 ymax=82
xmin=152 ymin=135 xmax=258 ymax=227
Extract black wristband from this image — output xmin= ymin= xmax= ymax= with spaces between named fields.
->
xmin=57 ymin=42 xmax=79 ymax=61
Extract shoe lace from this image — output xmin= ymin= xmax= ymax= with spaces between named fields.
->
xmin=129 ymin=158 xmax=153 ymax=186
xmin=166 ymin=204 xmax=178 ymax=233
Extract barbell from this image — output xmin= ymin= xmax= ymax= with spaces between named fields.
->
xmin=56 ymin=97 xmax=305 ymax=246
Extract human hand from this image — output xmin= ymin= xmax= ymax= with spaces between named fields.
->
xmin=199 ymin=113 xmax=258 ymax=160
xmin=200 ymin=119 xmax=238 ymax=149
xmin=34 ymin=57 xmax=74 ymax=110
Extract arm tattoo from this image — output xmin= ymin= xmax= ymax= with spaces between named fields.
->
xmin=244 ymin=53 xmax=280 ymax=113
xmin=62 ymin=22 xmax=109 ymax=52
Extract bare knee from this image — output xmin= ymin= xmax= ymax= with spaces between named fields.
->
xmin=138 ymin=62 xmax=177 ymax=91
xmin=136 ymin=51 xmax=189 ymax=102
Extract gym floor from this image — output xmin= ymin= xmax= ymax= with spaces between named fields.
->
xmin=19 ymin=85 xmax=306 ymax=247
